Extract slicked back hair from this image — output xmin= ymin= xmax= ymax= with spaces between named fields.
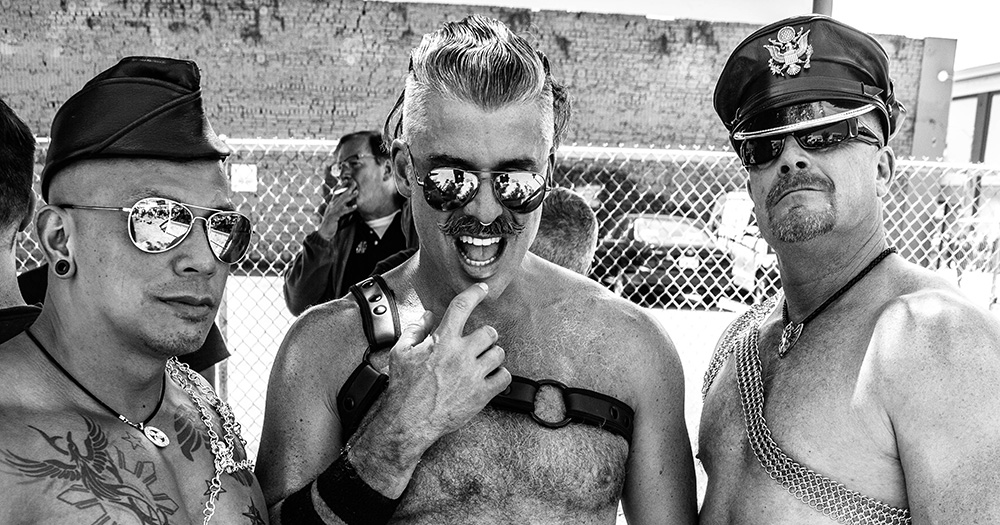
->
xmin=0 ymin=99 xmax=36 ymax=233
xmin=384 ymin=14 xmax=571 ymax=151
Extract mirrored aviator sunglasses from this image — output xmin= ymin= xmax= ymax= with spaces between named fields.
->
xmin=738 ymin=117 xmax=883 ymax=166
xmin=418 ymin=167 xmax=548 ymax=213
xmin=61 ymin=197 xmax=253 ymax=264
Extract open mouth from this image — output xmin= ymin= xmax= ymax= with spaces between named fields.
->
xmin=456 ymin=235 xmax=505 ymax=267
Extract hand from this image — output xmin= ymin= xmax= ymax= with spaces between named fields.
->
xmin=316 ymin=178 xmax=358 ymax=240
xmin=384 ymin=282 xmax=511 ymax=443
xmin=345 ymin=282 xmax=510 ymax=499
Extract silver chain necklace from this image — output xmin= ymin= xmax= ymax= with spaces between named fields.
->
xmin=166 ymin=357 xmax=255 ymax=524
xmin=28 ymin=328 xmax=255 ymax=523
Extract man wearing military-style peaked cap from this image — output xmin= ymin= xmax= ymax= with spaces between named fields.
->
xmin=0 ymin=56 xmax=267 ymax=523
xmin=700 ymin=15 xmax=1000 ymax=525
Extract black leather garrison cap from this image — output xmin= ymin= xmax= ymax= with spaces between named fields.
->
xmin=41 ymin=56 xmax=230 ymax=200
xmin=714 ymin=15 xmax=905 ymax=145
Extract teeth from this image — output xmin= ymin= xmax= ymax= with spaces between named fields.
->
xmin=459 ymin=235 xmax=500 ymax=246
xmin=465 ymin=256 xmax=497 ymax=267
xmin=457 ymin=235 xmax=502 ymax=267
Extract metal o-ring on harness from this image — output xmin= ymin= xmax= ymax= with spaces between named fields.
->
xmin=337 ymin=276 xmax=636 ymax=444
xmin=529 ymin=379 xmax=573 ymax=429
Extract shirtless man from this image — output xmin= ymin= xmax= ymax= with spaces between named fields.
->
xmin=699 ymin=15 xmax=1000 ymax=524
xmin=0 ymin=56 xmax=266 ymax=524
xmin=256 ymin=14 xmax=695 ymax=525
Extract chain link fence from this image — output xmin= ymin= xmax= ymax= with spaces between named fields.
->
xmin=17 ymin=140 xmax=1000 ymax=459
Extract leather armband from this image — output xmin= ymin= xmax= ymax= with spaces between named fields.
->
xmin=314 ymin=447 xmax=404 ymax=525
xmin=279 ymin=482 xmax=326 ymax=524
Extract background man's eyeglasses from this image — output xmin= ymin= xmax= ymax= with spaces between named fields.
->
xmin=336 ymin=154 xmax=374 ymax=173
xmin=738 ymin=118 xmax=883 ymax=167
xmin=406 ymin=151 xmax=547 ymax=213
xmin=60 ymin=197 xmax=253 ymax=264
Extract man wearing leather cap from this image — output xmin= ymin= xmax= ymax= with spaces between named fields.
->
xmin=0 ymin=56 xmax=267 ymax=523
xmin=700 ymin=15 xmax=1000 ymax=524
xmin=256 ymin=14 xmax=696 ymax=525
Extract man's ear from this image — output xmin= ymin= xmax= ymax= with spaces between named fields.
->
xmin=16 ymin=193 xmax=36 ymax=233
xmin=390 ymin=138 xmax=413 ymax=199
xmin=35 ymin=205 xmax=75 ymax=268
xmin=380 ymin=157 xmax=393 ymax=182
xmin=540 ymin=151 xmax=557 ymax=191
xmin=875 ymin=146 xmax=896 ymax=198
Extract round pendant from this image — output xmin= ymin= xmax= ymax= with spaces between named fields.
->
xmin=143 ymin=425 xmax=170 ymax=448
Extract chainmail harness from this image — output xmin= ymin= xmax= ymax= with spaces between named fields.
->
xmin=702 ymin=295 xmax=911 ymax=525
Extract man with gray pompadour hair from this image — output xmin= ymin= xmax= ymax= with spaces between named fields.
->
xmin=258 ymin=13 xmax=695 ymax=525
xmin=387 ymin=14 xmax=571 ymax=152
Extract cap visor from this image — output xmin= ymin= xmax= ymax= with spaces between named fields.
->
xmin=733 ymin=102 xmax=876 ymax=140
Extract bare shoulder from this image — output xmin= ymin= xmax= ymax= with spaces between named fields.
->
xmin=531 ymin=266 xmax=683 ymax=386
xmin=0 ymin=334 xmax=63 ymax=413
xmin=270 ymin=294 xmax=370 ymax=394
xmin=868 ymin=265 xmax=1000 ymax=398
xmin=873 ymin=268 xmax=999 ymax=358
xmin=860 ymin=265 xmax=1000 ymax=518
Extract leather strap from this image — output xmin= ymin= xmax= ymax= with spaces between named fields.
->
xmin=336 ymin=276 xmax=397 ymax=439
xmin=350 ymin=275 xmax=400 ymax=351
xmin=491 ymin=376 xmax=635 ymax=442
xmin=337 ymin=276 xmax=636 ymax=444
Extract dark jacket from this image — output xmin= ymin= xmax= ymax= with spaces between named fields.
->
xmin=282 ymin=203 xmax=418 ymax=316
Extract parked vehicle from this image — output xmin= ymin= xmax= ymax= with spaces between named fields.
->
xmin=711 ymin=191 xmax=781 ymax=302
xmin=591 ymin=213 xmax=732 ymax=309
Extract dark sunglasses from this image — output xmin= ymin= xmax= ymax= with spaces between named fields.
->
xmin=738 ymin=118 xmax=883 ymax=166
xmin=407 ymin=151 xmax=548 ymax=213
xmin=61 ymin=197 xmax=253 ymax=264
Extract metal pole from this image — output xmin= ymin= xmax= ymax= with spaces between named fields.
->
xmin=813 ymin=0 xmax=833 ymax=15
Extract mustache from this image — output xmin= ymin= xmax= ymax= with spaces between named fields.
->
xmin=439 ymin=214 xmax=525 ymax=237
xmin=765 ymin=172 xmax=835 ymax=209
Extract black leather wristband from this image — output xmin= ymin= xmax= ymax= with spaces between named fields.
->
xmin=280 ymin=482 xmax=326 ymax=525
xmin=314 ymin=447 xmax=404 ymax=525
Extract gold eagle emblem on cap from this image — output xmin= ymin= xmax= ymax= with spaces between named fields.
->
xmin=764 ymin=26 xmax=812 ymax=76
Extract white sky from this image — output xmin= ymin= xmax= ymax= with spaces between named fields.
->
xmin=395 ymin=0 xmax=998 ymax=71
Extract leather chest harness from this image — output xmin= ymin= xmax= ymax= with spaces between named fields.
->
xmin=336 ymin=276 xmax=636 ymax=445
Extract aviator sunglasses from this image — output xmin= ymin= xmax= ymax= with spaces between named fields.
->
xmin=738 ymin=117 xmax=883 ymax=167
xmin=61 ymin=197 xmax=253 ymax=264
xmin=407 ymin=151 xmax=548 ymax=213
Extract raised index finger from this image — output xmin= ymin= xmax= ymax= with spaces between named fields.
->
xmin=434 ymin=282 xmax=489 ymax=340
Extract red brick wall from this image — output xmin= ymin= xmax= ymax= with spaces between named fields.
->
xmin=0 ymin=0 xmax=924 ymax=154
